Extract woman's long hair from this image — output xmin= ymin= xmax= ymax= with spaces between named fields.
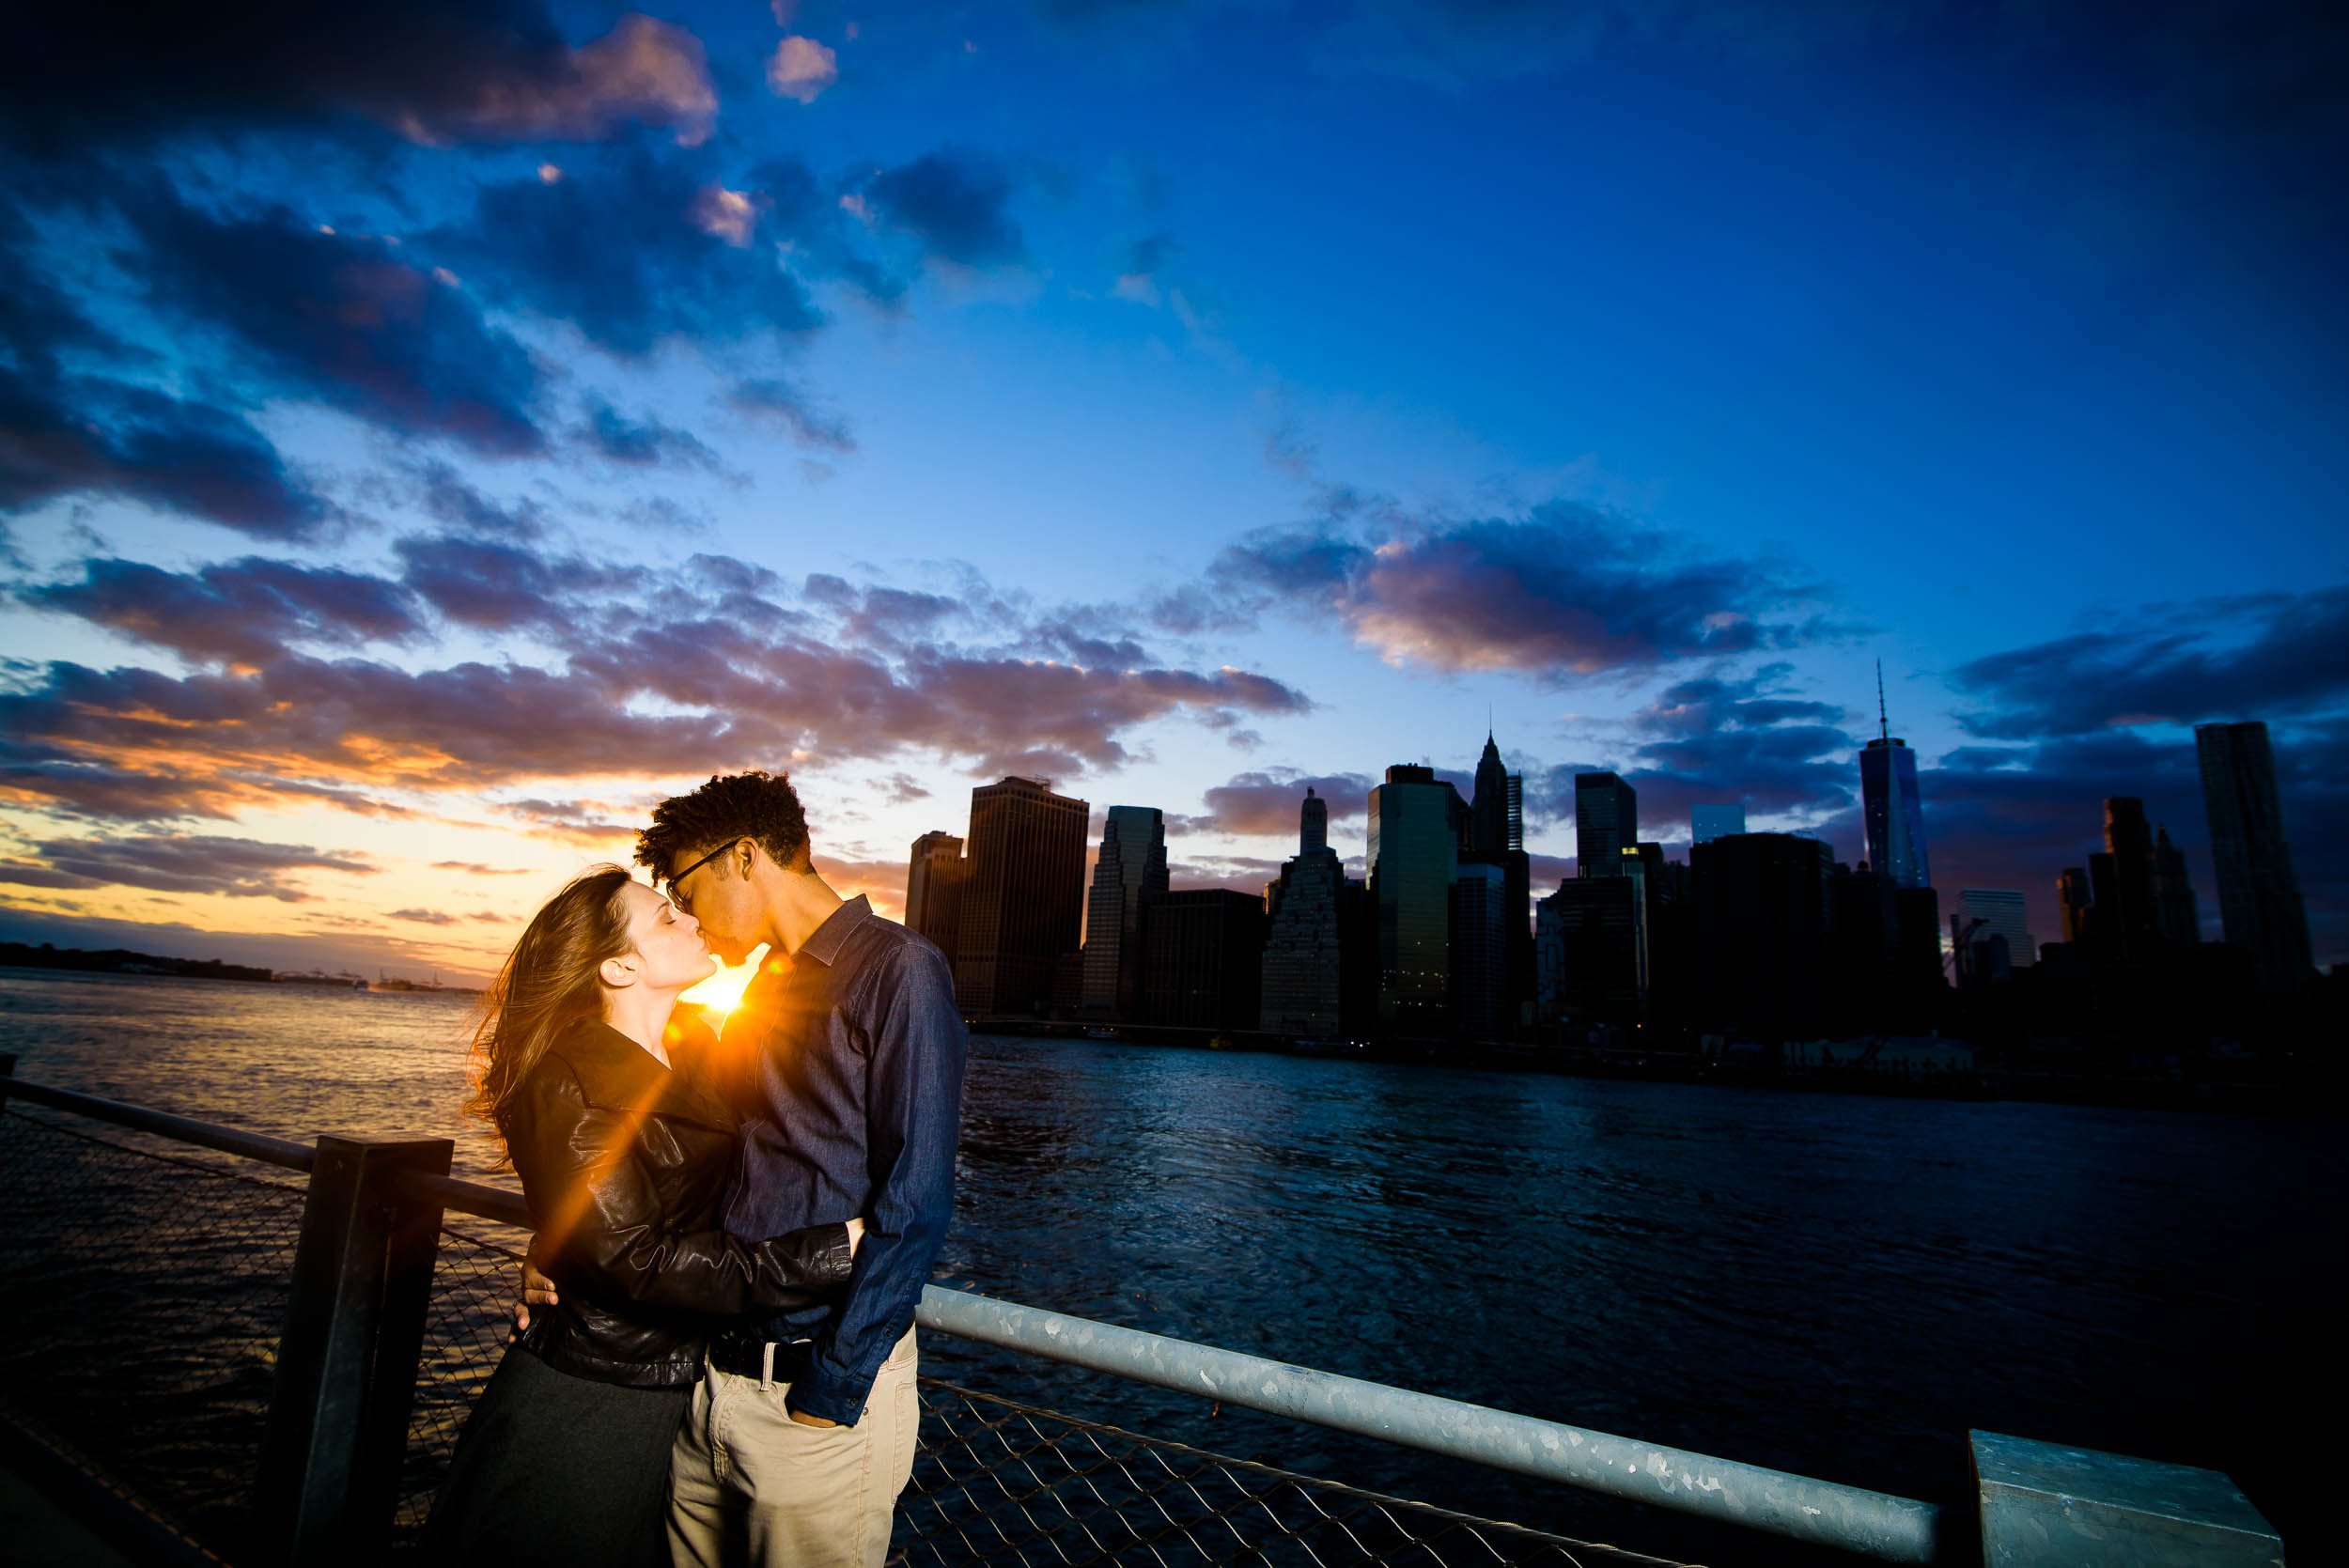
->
xmin=467 ymin=865 xmax=634 ymax=1163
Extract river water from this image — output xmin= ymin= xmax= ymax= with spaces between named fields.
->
xmin=1 ymin=967 xmax=2335 ymax=1561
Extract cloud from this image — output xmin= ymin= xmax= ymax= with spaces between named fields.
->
xmin=6 ymin=544 xmax=1314 ymax=828
xmin=389 ymin=907 xmax=459 ymax=925
xmin=394 ymin=532 xmax=624 ymax=632
xmin=729 ymin=378 xmax=856 ymax=454
xmin=1514 ymin=664 xmax=1859 ymax=845
xmin=862 ymin=152 xmax=1025 ymax=268
xmin=1949 ymin=585 xmax=2349 ymax=739
xmin=0 ymin=832 xmax=372 ymax=902
xmin=25 ymin=556 xmax=423 ymax=666
xmin=1 ymin=365 xmax=332 ymax=539
xmin=0 ymin=3 xmax=716 ymax=161
xmin=1208 ymin=502 xmax=1845 ymax=678
xmin=439 ymin=147 xmax=823 ymax=358
xmin=1112 ymin=232 xmax=1178 ymax=304
xmin=433 ymin=862 xmax=533 ymax=876
xmin=1185 ymin=769 xmax=1376 ymax=838
xmin=409 ymin=462 xmax=551 ymax=536
xmin=689 ymin=186 xmax=757 ymax=246
xmin=121 ymin=186 xmax=548 ymax=455
xmin=769 ymin=37 xmax=840 ymax=103
xmin=583 ymin=402 xmax=724 ymax=470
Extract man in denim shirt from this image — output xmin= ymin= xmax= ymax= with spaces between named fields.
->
xmin=640 ymin=770 xmax=966 ymax=1568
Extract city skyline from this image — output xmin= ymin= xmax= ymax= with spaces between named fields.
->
xmin=2 ymin=3 xmax=2344 ymax=981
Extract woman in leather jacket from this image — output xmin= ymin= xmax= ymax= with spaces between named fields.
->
xmin=424 ymin=866 xmax=858 ymax=1566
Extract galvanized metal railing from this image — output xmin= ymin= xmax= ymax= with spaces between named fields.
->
xmin=0 ymin=1062 xmax=2287 ymax=1567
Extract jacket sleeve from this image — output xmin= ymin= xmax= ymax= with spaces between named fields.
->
xmin=512 ymin=1064 xmax=854 ymax=1317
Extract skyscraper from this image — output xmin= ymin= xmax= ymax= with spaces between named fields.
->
xmin=1691 ymin=803 xmax=1746 ymax=846
xmin=1081 ymin=805 xmax=1167 ymax=1019
xmin=1690 ymin=832 xmax=1835 ymax=1037
xmin=1468 ymin=730 xmax=1532 ymax=1029
xmin=2102 ymin=798 xmax=2156 ymax=961
xmin=1450 ymin=860 xmax=1508 ymax=1038
xmin=1261 ymin=787 xmax=1347 ymax=1035
xmin=1368 ymin=764 xmax=1464 ymax=1034
xmin=954 ymin=776 xmax=1089 ymax=1017
xmin=1957 ymin=889 xmax=2036 ymax=973
xmin=1141 ymin=890 xmax=1266 ymax=1030
xmin=1575 ymin=772 xmax=1637 ymax=877
xmin=2196 ymin=721 xmax=2313 ymax=1004
xmin=2057 ymin=867 xmax=2092 ymax=944
xmin=1859 ymin=676 xmax=1930 ymax=891
xmin=904 ymin=831 xmax=968 ymax=966
xmin=2151 ymin=826 xmax=2200 ymax=946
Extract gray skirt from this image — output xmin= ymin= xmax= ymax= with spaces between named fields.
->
xmin=422 ymin=1342 xmax=692 ymax=1568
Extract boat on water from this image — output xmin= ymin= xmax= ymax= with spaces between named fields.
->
xmin=1290 ymin=1036 xmax=1367 ymax=1057
xmin=1080 ymin=1025 xmax=1120 ymax=1040
xmin=275 ymin=970 xmax=368 ymax=989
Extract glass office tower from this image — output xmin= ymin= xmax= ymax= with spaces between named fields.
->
xmin=1860 ymin=737 xmax=1930 ymax=889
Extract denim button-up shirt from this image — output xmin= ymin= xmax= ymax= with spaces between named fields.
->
xmin=713 ymin=895 xmax=966 ymax=1424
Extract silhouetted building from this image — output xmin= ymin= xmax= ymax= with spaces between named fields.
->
xmin=2102 ymin=798 xmax=2157 ymax=961
xmin=1081 ymin=806 xmax=1167 ymax=1019
xmin=1575 ymin=772 xmax=1637 ymax=877
xmin=1261 ymin=788 xmax=1346 ymax=1035
xmin=1892 ymin=885 xmax=1944 ymax=1013
xmin=2152 ymin=826 xmax=2200 ymax=946
xmin=1957 ymin=889 xmax=2034 ymax=982
xmin=1468 ymin=730 xmax=1533 ymax=1030
xmin=904 ymin=831 xmax=967 ymax=967
xmin=1142 ymin=889 xmax=1266 ymax=1030
xmin=1691 ymin=832 xmax=1835 ymax=1038
xmin=955 ymin=777 xmax=1089 ymax=1016
xmin=1451 ymin=861 xmax=1508 ymax=1038
xmin=1831 ymin=862 xmax=1900 ymax=1025
xmin=1369 ymin=765 xmax=1466 ymax=1034
xmin=2196 ymin=721 xmax=2313 ymax=1005
xmin=1691 ymin=804 xmax=1745 ymax=846
xmin=2057 ymin=867 xmax=2092 ymax=944
xmin=1535 ymin=875 xmax=1643 ymax=1023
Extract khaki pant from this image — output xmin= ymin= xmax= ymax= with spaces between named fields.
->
xmin=668 ymin=1329 xmax=919 ymax=1568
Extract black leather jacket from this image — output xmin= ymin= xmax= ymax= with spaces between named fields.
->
xmin=506 ymin=1017 xmax=854 ymax=1388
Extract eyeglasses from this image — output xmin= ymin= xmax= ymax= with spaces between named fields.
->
xmin=661 ymin=839 xmax=741 ymax=910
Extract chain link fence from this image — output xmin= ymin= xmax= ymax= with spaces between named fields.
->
xmin=903 ymin=1379 xmax=1690 ymax=1568
xmin=391 ymin=1217 xmax=534 ymax=1547
xmin=2 ymin=1104 xmax=1702 ymax=1567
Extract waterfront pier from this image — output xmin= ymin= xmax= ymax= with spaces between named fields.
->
xmin=0 ymin=1058 xmax=2287 ymax=1566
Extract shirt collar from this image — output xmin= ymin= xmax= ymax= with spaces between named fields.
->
xmin=793 ymin=894 xmax=873 ymax=968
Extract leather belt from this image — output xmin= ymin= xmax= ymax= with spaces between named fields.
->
xmin=708 ymin=1332 xmax=813 ymax=1384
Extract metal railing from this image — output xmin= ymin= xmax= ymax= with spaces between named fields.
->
xmin=0 ymin=1062 xmax=2286 ymax=1567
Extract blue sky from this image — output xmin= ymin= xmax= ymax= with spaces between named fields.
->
xmin=3 ymin=0 xmax=2343 ymax=978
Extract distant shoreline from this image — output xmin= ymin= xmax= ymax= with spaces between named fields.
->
xmin=0 ymin=944 xmax=480 ymax=994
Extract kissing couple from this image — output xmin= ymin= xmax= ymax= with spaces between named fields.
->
xmin=424 ymin=770 xmax=967 ymax=1568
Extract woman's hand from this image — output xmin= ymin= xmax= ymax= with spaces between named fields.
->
xmin=846 ymin=1217 xmax=865 ymax=1257
xmin=510 ymin=1249 xmax=559 ymax=1335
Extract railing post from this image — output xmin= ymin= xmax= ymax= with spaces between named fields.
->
xmin=1971 ymin=1431 xmax=2283 ymax=1567
xmin=0 ymin=1051 xmax=16 ymax=1108
xmin=259 ymin=1135 xmax=452 ymax=1567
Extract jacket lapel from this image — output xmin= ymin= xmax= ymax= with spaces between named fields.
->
xmin=554 ymin=1019 xmax=738 ymax=1136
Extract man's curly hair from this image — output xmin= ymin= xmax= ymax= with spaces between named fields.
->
xmin=636 ymin=770 xmax=811 ymax=878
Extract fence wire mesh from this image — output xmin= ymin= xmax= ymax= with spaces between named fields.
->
xmin=393 ymin=1217 xmax=532 ymax=1545
xmin=0 ymin=1106 xmax=304 ymax=1562
xmin=2 ymin=1105 xmax=1703 ymax=1568
xmin=902 ymin=1379 xmax=1691 ymax=1568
